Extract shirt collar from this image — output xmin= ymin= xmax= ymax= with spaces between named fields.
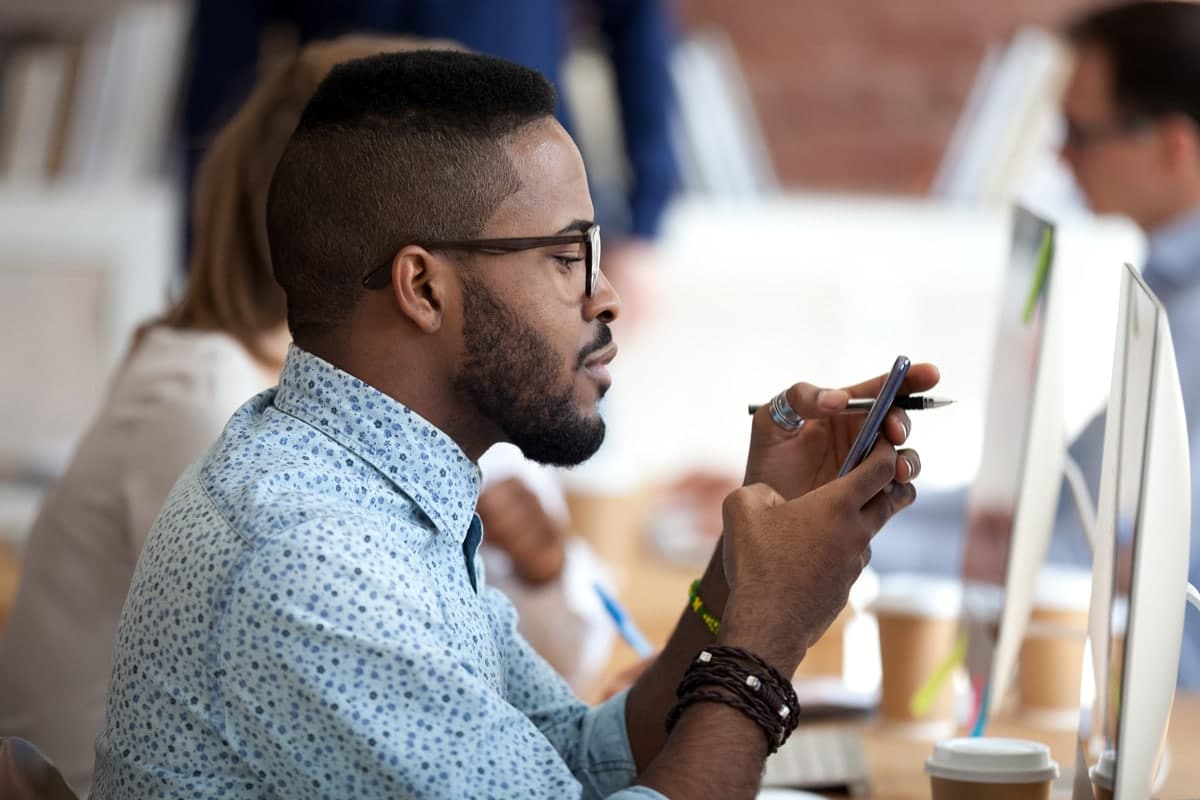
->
xmin=272 ymin=346 xmax=482 ymax=543
xmin=1145 ymin=206 xmax=1200 ymax=291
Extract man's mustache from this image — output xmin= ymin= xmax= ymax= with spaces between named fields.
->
xmin=576 ymin=324 xmax=614 ymax=368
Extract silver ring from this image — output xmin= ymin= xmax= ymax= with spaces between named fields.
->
xmin=768 ymin=391 xmax=806 ymax=433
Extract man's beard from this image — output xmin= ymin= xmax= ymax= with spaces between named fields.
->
xmin=453 ymin=275 xmax=609 ymax=466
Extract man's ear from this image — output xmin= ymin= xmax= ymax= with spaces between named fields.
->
xmin=390 ymin=246 xmax=450 ymax=334
xmin=1157 ymin=113 xmax=1200 ymax=176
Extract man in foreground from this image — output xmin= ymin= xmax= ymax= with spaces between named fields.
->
xmin=93 ymin=50 xmax=935 ymax=798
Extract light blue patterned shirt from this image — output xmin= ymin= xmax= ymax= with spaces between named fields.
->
xmin=92 ymin=346 xmax=664 ymax=799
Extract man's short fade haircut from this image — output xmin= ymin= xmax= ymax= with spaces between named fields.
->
xmin=1065 ymin=1 xmax=1200 ymax=130
xmin=266 ymin=48 xmax=557 ymax=341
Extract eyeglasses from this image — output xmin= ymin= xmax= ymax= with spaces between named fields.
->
xmin=1063 ymin=115 xmax=1151 ymax=151
xmin=361 ymin=223 xmax=602 ymax=297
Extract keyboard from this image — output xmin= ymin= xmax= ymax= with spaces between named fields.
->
xmin=762 ymin=726 xmax=871 ymax=796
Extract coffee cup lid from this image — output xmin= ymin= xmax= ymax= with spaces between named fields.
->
xmin=1034 ymin=565 xmax=1092 ymax=612
xmin=924 ymin=738 xmax=1059 ymax=784
xmin=1089 ymin=749 xmax=1116 ymax=789
xmin=872 ymin=574 xmax=962 ymax=619
xmin=963 ymin=581 xmax=1004 ymax=621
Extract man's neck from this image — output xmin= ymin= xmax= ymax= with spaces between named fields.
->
xmin=302 ymin=336 xmax=499 ymax=463
xmin=1145 ymin=188 xmax=1200 ymax=236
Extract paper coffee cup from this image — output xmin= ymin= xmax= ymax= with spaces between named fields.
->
xmin=925 ymin=737 xmax=1058 ymax=800
xmin=796 ymin=569 xmax=881 ymax=681
xmin=1089 ymin=749 xmax=1115 ymax=800
xmin=794 ymin=604 xmax=850 ymax=678
xmin=1019 ymin=567 xmax=1090 ymax=725
xmin=872 ymin=575 xmax=962 ymax=734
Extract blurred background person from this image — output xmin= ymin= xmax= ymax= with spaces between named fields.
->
xmin=965 ymin=0 xmax=1200 ymax=688
xmin=1038 ymin=0 xmax=1200 ymax=687
xmin=0 ymin=35 xmax=612 ymax=795
xmin=874 ymin=0 xmax=1200 ymax=689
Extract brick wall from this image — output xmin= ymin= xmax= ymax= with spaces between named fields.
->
xmin=675 ymin=0 xmax=1105 ymax=193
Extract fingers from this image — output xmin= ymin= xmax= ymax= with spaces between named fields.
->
xmin=882 ymin=409 xmax=911 ymax=445
xmin=477 ymin=479 xmax=567 ymax=585
xmin=861 ymin=481 xmax=917 ymax=534
xmin=475 ymin=478 xmax=527 ymax=523
xmin=782 ymin=382 xmax=849 ymax=418
xmin=842 ymin=439 xmax=898 ymax=504
xmin=843 ymin=362 xmax=940 ymax=399
xmin=895 ymin=448 xmax=921 ymax=483
xmin=898 ymin=362 xmax=941 ymax=396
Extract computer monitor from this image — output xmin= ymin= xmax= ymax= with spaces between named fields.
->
xmin=963 ymin=206 xmax=1068 ymax=723
xmin=1072 ymin=264 xmax=1190 ymax=799
xmin=931 ymin=27 xmax=1074 ymax=211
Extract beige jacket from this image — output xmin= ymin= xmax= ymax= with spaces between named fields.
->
xmin=0 ymin=328 xmax=269 ymax=795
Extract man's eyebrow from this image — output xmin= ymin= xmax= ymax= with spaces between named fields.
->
xmin=555 ymin=219 xmax=594 ymax=234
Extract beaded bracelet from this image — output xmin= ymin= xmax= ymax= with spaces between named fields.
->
xmin=688 ymin=579 xmax=721 ymax=636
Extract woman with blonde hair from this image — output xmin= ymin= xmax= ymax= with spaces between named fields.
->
xmin=0 ymin=36 xmax=477 ymax=794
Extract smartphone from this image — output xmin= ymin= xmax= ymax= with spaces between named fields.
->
xmin=837 ymin=355 xmax=911 ymax=477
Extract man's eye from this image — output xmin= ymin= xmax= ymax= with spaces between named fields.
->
xmin=554 ymin=255 xmax=584 ymax=268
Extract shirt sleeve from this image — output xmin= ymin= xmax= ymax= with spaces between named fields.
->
xmin=215 ymin=525 xmax=665 ymax=799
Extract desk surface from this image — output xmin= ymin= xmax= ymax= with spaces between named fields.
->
xmin=853 ymin=698 xmax=1199 ymax=799
xmin=587 ymin=528 xmax=1199 ymax=800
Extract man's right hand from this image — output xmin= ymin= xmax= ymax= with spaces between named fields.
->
xmin=627 ymin=420 xmax=919 ymax=798
xmin=476 ymin=478 xmax=566 ymax=586
xmin=718 ymin=440 xmax=916 ymax=675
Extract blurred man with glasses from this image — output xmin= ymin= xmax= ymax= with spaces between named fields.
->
xmin=875 ymin=1 xmax=1200 ymax=689
xmin=1060 ymin=2 xmax=1200 ymax=238
xmin=1056 ymin=0 xmax=1200 ymax=687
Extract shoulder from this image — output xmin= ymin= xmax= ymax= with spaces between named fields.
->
xmin=219 ymin=513 xmax=445 ymax=640
xmin=198 ymin=412 xmax=433 ymax=550
xmin=47 ymin=329 xmax=261 ymax=464
xmin=128 ymin=327 xmax=269 ymax=407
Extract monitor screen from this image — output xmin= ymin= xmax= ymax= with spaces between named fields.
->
xmin=961 ymin=206 xmax=1056 ymax=692
xmin=966 ymin=206 xmax=1055 ymax=568
xmin=1074 ymin=265 xmax=1162 ymax=799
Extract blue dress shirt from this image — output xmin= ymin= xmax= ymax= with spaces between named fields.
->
xmin=92 ymin=346 xmax=664 ymax=799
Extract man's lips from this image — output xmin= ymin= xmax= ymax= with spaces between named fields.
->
xmin=581 ymin=343 xmax=618 ymax=385
xmin=582 ymin=343 xmax=618 ymax=370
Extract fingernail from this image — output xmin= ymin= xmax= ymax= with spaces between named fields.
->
xmin=903 ymin=455 xmax=917 ymax=476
